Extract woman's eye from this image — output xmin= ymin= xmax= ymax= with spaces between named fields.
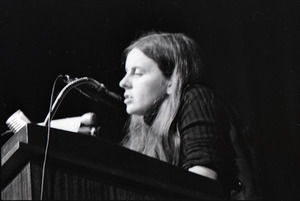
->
xmin=133 ymin=68 xmax=143 ymax=75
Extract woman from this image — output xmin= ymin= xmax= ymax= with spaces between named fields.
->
xmin=119 ymin=32 xmax=258 ymax=199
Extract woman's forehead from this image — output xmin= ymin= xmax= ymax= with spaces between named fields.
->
xmin=125 ymin=48 xmax=158 ymax=70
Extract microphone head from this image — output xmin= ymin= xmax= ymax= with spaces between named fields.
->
xmin=80 ymin=112 xmax=97 ymax=125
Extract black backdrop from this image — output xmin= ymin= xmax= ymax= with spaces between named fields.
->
xmin=1 ymin=0 xmax=299 ymax=199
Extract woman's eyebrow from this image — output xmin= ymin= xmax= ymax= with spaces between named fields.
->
xmin=124 ymin=66 xmax=135 ymax=73
xmin=125 ymin=66 xmax=143 ymax=71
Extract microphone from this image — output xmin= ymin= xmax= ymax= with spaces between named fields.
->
xmin=61 ymin=75 xmax=124 ymax=108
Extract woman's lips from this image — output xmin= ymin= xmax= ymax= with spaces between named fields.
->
xmin=124 ymin=94 xmax=133 ymax=104
xmin=124 ymin=98 xmax=132 ymax=104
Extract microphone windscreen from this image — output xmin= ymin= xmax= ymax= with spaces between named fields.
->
xmin=80 ymin=112 xmax=97 ymax=125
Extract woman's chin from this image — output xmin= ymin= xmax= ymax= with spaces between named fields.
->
xmin=126 ymin=107 xmax=147 ymax=116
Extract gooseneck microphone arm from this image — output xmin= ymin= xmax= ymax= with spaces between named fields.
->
xmin=42 ymin=76 xmax=106 ymax=126
xmin=61 ymin=75 xmax=123 ymax=108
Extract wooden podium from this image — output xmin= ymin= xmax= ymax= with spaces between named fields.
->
xmin=1 ymin=124 xmax=224 ymax=200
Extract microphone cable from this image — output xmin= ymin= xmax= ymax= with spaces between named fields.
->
xmin=40 ymin=74 xmax=63 ymax=200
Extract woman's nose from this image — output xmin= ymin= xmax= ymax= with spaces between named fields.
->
xmin=119 ymin=74 xmax=130 ymax=89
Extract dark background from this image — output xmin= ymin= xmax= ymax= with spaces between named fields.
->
xmin=1 ymin=0 xmax=299 ymax=199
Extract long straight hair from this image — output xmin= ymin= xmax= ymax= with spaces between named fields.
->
xmin=121 ymin=32 xmax=204 ymax=165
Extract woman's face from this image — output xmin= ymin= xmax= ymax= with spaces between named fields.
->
xmin=119 ymin=48 xmax=170 ymax=116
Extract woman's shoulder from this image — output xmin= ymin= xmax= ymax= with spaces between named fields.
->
xmin=182 ymin=84 xmax=216 ymax=102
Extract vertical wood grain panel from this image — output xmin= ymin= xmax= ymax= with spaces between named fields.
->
xmin=1 ymin=162 xmax=32 ymax=200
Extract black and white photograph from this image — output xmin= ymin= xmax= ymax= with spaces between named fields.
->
xmin=1 ymin=0 xmax=299 ymax=200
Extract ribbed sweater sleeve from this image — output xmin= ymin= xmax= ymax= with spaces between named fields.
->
xmin=178 ymin=85 xmax=233 ymax=173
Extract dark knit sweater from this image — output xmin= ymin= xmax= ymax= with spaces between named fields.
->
xmin=177 ymin=85 xmax=237 ymax=187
